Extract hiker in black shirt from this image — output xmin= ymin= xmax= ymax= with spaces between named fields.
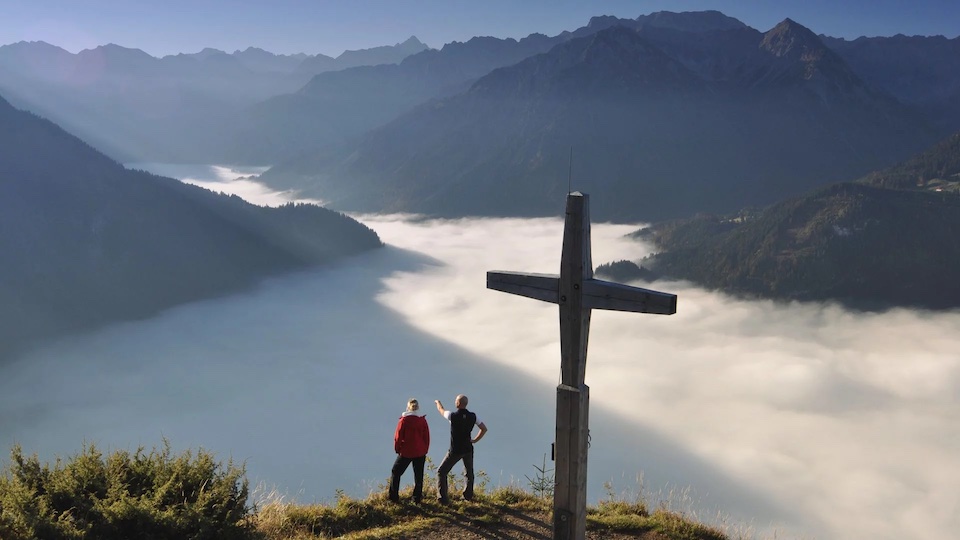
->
xmin=434 ymin=394 xmax=488 ymax=503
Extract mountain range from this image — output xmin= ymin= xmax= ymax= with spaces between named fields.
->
xmin=260 ymin=14 xmax=947 ymax=221
xmin=294 ymin=36 xmax=429 ymax=75
xmin=3 ymin=9 xmax=960 ymax=327
xmin=213 ymin=33 xmax=563 ymax=164
xmin=0 ymin=94 xmax=382 ymax=362
xmin=213 ymin=12 xmax=748 ymax=165
xmin=3 ymin=10 xmax=957 ymax=187
xmin=631 ymin=131 xmax=960 ymax=310
xmin=822 ymin=33 xmax=960 ymax=131
xmin=0 ymin=37 xmax=429 ymax=162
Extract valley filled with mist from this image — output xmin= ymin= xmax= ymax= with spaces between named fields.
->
xmin=3 ymin=4 xmax=960 ymax=540
xmin=3 ymin=169 xmax=957 ymax=539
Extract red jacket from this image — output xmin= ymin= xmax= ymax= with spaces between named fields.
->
xmin=394 ymin=413 xmax=430 ymax=458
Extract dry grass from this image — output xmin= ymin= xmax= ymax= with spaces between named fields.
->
xmin=247 ymin=482 xmax=729 ymax=540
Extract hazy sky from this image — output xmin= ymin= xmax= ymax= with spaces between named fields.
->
xmin=2 ymin=0 xmax=958 ymax=57
xmin=2 ymin=166 xmax=958 ymax=539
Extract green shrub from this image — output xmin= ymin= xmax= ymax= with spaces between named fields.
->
xmin=0 ymin=441 xmax=251 ymax=540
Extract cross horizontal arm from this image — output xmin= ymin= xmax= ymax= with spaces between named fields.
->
xmin=582 ymin=278 xmax=677 ymax=315
xmin=487 ymin=271 xmax=560 ymax=304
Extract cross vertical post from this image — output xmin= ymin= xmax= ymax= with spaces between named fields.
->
xmin=487 ymin=192 xmax=677 ymax=540
xmin=559 ymin=193 xmax=591 ymax=388
xmin=554 ymin=194 xmax=591 ymax=537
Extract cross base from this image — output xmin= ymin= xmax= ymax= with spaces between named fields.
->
xmin=554 ymin=384 xmax=589 ymax=539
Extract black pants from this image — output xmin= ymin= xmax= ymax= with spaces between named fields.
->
xmin=389 ymin=455 xmax=426 ymax=502
xmin=437 ymin=450 xmax=474 ymax=501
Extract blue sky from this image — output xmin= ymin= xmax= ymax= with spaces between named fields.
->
xmin=2 ymin=0 xmax=957 ymax=57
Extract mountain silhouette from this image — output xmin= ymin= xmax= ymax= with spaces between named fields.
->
xmin=0 ymin=94 xmax=382 ymax=362
xmin=261 ymin=19 xmax=938 ymax=221
xmin=0 ymin=38 xmax=431 ymax=163
xmin=219 ymin=32 xmax=563 ymax=164
xmin=294 ymin=36 xmax=429 ymax=76
xmin=230 ymin=46 xmax=309 ymax=73
xmin=635 ymin=10 xmax=747 ymax=32
xmin=636 ymin=131 xmax=960 ymax=310
xmin=822 ymin=33 xmax=960 ymax=131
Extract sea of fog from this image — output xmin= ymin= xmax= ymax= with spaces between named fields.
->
xmin=125 ymin=163 xmax=324 ymax=206
xmin=2 ymin=164 xmax=958 ymax=539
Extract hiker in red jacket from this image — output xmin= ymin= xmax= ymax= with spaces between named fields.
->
xmin=389 ymin=398 xmax=430 ymax=503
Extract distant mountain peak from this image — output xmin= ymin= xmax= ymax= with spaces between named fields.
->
xmin=76 ymin=43 xmax=157 ymax=68
xmin=396 ymin=36 xmax=429 ymax=53
xmin=753 ymin=19 xmax=877 ymax=97
xmin=637 ymin=10 xmax=748 ymax=33
xmin=761 ymin=18 xmax=824 ymax=57
xmin=193 ymin=47 xmax=229 ymax=60
xmin=470 ymin=25 xmax=699 ymax=99
xmin=0 ymin=40 xmax=73 ymax=66
xmin=3 ymin=40 xmax=60 ymax=50
xmin=399 ymin=36 xmax=424 ymax=46
xmin=587 ymin=15 xmax=629 ymax=29
xmin=89 ymin=43 xmax=147 ymax=54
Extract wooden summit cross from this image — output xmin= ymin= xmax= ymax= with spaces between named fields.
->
xmin=487 ymin=192 xmax=677 ymax=540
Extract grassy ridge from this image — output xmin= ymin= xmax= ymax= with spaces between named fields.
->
xmin=250 ymin=485 xmax=729 ymax=540
xmin=0 ymin=443 xmax=729 ymax=539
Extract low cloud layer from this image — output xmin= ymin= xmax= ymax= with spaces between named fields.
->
xmin=363 ymin=214 xmax=960 ymax=540
xmin=3 ymin=172 xmax=957 ymax=539
xmin=127 ymin=163 xmax=324 ymax=206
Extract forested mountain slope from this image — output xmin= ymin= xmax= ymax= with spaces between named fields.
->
xmin=0 ymin=95 xmax=382 ymax=361
xmin=635 ymin=131 xmax=960 ymax=309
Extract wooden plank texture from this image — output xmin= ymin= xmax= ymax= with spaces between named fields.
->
xmin=582 ymin=279 xmax=677 ymax=315
xmin=486 ymin=271 xmax=560 ymax=304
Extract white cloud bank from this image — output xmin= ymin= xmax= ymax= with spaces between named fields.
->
xmin=364 ymin=214 xmax=960 ymax=540
xmin=126 ymin=163 xmax=324 ymax=207
xmin=2 ymin=169 xmax=957 ymax=539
